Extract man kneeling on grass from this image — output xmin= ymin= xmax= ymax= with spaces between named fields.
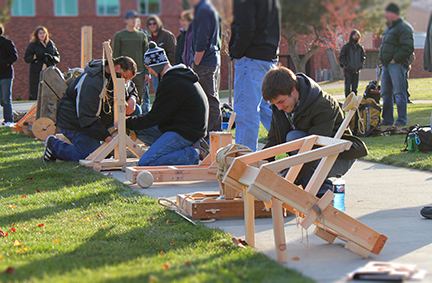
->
xmin=116 ymin=41 xmax=209 ymax=166
xmin=261 ymin=66 xmax=367 ymax=197
xmin=42 ymin=56 xmax=139 ymax=162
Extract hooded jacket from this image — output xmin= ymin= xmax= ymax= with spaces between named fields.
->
xmin=339 ymin=31 xmax=365 ymax=74
xmin=56 ymin=60 xmax=111 ymax=141
xmin=126 ymin=64 xmax=209 ymax=143
xmin=379 ymin=17 xmax=414 ymax=68
xmin=424 ymin=12 xmax=432 ymax=72
xmin=229 ymin=0 xmax=281 ymax=62
xmin=147 ymin=15 xmax=176 ymax=64
xmin=0 ymin=35 xmax=18 ymax=80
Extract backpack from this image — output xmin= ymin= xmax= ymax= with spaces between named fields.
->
xmin=221 ymin=103 xmax=235 ymax=128
xmin=403 ymin=125 xmax=432 ymax=152
xmin=349 ymin=98 xmax=381 ymax=137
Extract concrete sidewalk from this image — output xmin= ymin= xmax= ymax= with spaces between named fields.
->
xmin=109 ymin=160 xmax=432 ymax=282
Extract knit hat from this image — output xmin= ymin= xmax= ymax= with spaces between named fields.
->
xmin=144 ymin=41 xmax=168 ymax=74
xmin=385 ymin=3 xmax=400 ymax=15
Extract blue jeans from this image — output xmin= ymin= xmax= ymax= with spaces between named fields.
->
xmin=344 ymin=71 xmax=359 ymax=98
xmin=152 ymin=75 xmax=159 ymax=95
xmin=135 ymin=125 xmax=164 ymax=146
xmin=138 ymin=130 xmax=198 ymax=166
xmin=0 ymin=78 xmax=13 ymax=123
xmin=234 ymin=57 xmax=276 ymax=151
xmin=381 ymin=63 xmax=408 ymax=126
xmin=141 ymin=82 xmax=150 ymax=114
xmin=50 ymin=128 xmax=101 ymax=161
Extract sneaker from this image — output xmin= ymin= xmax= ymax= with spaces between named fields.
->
xmin=1 ymin=121 xmax=14 ymax=127
xmin=420 ymin=206 xmax=432 ymax=219
xmin=42 ymin=135 xmax=56 ymax=163
xmin=193 ymin=138 xmax=210 ymax=161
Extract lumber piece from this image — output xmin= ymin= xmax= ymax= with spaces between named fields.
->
xmin=243 ymin=188 xmax=255 ymax=247
xmin=272 ymin=198 xmax=288 ymax=263
xmin=313 ymin=226 xmax=337 ymax=244
xmin=11 ymin=103 xmax=37 ymax=133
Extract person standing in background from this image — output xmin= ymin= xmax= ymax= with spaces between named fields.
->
xmin=0 ymin=23 xmax=18 ymax=127
xmin=175 ymin=10 xmax=193 ymax=65
xmin=229 ymin=0 xmax=281 ymax=151
xmin=189 ymin=0 xmax=222 ymax=136
xmin=113 ymin=10 xmax=150 ymax=113
xmin=146 ymin=15 xmax=176 ymax=92
xmin=338 ymin=29 xmax=365 ymax=98
xmin=24 ymin=26 xmax=60 ymax=101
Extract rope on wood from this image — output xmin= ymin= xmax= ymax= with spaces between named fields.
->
xmin=215 ymin=144 xmax=253 ymax=181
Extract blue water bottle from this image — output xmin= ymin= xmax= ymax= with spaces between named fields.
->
xmin=333 ymin=175 xmax=346 ymax=212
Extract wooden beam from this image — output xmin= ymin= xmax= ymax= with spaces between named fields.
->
xmin=300 ymin=190 xmax=334 ymax=229
xmin=81 ymin=26 xmax=92 ymax=69
xmin=244 ymin=188 xmax=255 ymax=247
xmin=272 ymin=198 xmax=288 ymax=263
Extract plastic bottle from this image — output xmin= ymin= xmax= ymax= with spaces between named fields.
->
xmin=333 ymin=175 xmax=346 ymax=212
xmin=407 ymin=132 xmax=419 ymax=153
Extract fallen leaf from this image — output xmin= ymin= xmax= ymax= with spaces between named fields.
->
xmin=150 ymin=216 xmax=155 ymax=221
xmin=18 ymin=188 xmax=23 ymax=191
xmin=21 ymin=194 xmax=26 ymax=198
xmin=38 ymin=223 xmax=44 ymax=227
xmin=0 ymin=255 xmax=2 ymax=259
xmin=291 ymin=256 xmax=300 ymax=261
xmin=107 ymin=172 xmax=113 ymax=176
xmin=9 ymin=227 xmax=16 ymax=233
xmin=78 ymin=217 xmax=91 ymax=222
xmin=13 ymin=240 xmax=22 ymax=247
xmin=3 ymin=267 xmax=15 ymax=274
xmin=162 ymin=263 xmax=170 ymax=270
xmin=26 ymin=177 xmax=35 ymax=181
xmin=54 ymin=239 xmax=60 ymax=243
xmin=170 ymin=241 xmax=175 ymax=246
xmin=159 ymin=251 xmax=165 ymax=256
xmin=184 ymin=260 xmax=191 ymax=265
xmin=36 ymin=189 xmax=42 ymax=193
xmin=0 ymin=231 xmax=5 ymax=237
xmin=15 ymin=248 xmax=28 ymax=254
xmin=97 ymin=213 xmax=103 ymax=217
xmin=5 ymin=204 xmax=16 ymax=209
xmin=231 ymin=237 xmax=247 ymax=249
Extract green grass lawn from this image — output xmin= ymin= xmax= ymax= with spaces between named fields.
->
xmin=0 ymin=128 xmax=314 ymax=283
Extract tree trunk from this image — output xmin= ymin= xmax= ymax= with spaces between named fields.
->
xmin=325 ymin=48 xmax=344 ymax=81
xmin=285 ymin=30 xmax=321 ymax=74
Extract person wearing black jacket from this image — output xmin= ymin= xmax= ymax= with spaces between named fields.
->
xmin=41 ymin=57 xmax=137 ymax=163
xmin=24 ymin=26 xmax=60 ymax=100
xmin=124 ymin=42 xmax=209 ymax=166
xmin=229 ymin=0 xmax=281 ymax=151
xmin=0 ymin=24 xmax=18 ymax=126
xmin=338 ymin=30 xmax=365 ymax=97
xmin=175 ymin=10 xmax=193 ymax=65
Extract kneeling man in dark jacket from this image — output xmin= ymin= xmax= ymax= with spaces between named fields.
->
xmin=262 ymin=66 xmax=365 ymax=197
xmin=123 ymin=42 xmax=209 ymax=166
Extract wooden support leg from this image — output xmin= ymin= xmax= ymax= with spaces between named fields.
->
xmin=272 ymin=198 xmax=288 ymax=263
xmin=313 ymin=226 xmax=337 ymax=244
xmin=243 ymin=188 xmax=255 ymax=248
xmin=345 ymin=241 xmax=371 ymax=259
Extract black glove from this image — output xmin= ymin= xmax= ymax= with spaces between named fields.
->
xmin=44 ymin=53 xmax=53 ymax=64
xmin=36 ymin=52 xmax=45 ymax=60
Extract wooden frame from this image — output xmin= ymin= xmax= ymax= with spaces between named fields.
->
xmin=79 ymin=41 xmax=145 ymax=171
xmin=81 ymin=26 xmax=92 ymax=69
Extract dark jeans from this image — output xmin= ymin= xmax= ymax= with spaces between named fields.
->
xmin=192 ymin=63 xmax=222 ymax=135
xmin=132 ymin=72 xmax=150 ymax=114
xmin=344 ymin=70 xmax=359 ymax=98
xmin=0 ymin=78 xmax=13 ymax=123
xmin=49 ymin=128 xmax=101 ymax=161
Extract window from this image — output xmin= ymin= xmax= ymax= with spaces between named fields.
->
xmin=139 ymin=0 xmax=160 ymax=15
xmin=55 ymin=0 xmax=78 ymax=16
xmin=97 ymin=0 xmax=119 ymax=16
xmin=11 ymin=0 xmax=35 ymax=16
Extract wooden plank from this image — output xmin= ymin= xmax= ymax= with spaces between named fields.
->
xmin=40 ymin=83 xmax=58 ymax=121
xmin=247 ymin=184 xmax=273 ymax=204
xmin=81 ymin=26 xmax=92 ymax=69
xmin=285 ymin=135 xmax=318 ymax=180
xmin=371 ymin=234 xmax=388 ymax=255
xmin=43 ymin=67 xmax=67 ymax=99
xmin=272 ymin=198 xmax=288 ymax=263
xmin=244 ymin=188 xmax=255 ymax=247
xmin=345 ymin=241 xmax=371 ymax=259
xmin=252 ymin=167 xmax=387 ymax=253
xmin=125 ymin=135 xmax=146 ymax=158
xmin=305 ymin=154 xmax=339 ymax=196
xmin=36 ymin=81 xmax=44 ymax=119
xmin=238 ymin=166 xmax=260 ymax=186
xmin=210 ymin=132 xmax=232 ymax=163
xmin=334 ymin=108 xmax=356 ymax=139
xmin=313 ymin=226 xmax=337 ymax=244
xmin=300 ymin=190 xmax=334 ymax=229
xmin=116 ymin=77 xmax=126 ymax=162
xmin=11 ymin=103 xmax=37 ymax=133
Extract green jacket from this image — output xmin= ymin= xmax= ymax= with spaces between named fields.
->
xmin=113 ymin=29 xmax=149 ymax=74
xmin=379 ymin=17 xmax=414 ymax=69
xmin=264 ymin=73 xmax=345 ymax=150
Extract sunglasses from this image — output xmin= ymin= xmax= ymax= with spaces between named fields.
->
xmin=148 ymin=22 xmax=157 ymax=26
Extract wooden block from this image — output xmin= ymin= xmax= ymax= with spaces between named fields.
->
xmin=244 ymin=188 xmax=255 ymax=247
xmin=42 ymin=67 xmax=67 ymax=99
xmin=371 ymin=234 xmax=388 ymax=255
xmin=272 ymin=199 xmax=288 ymax=263
xmin=210 ymin=131 xmax=232 ymax=163
xmin=345 ymin=241 xmax=371 ymax=259
xmin=313 ymin=226 xmax=337 ymax=244
xmin=176 ymin=193 xmax=272 ymax=219
xmin=40 ymin=83 xmax=58 ymax=121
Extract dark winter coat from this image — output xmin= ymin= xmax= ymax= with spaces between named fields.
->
xmin=229 ymin=0 xmax=281 ymax=62
xmin=424 ymin=12 xmax=432 ymax=71
xmin=175 ymin=29 xmax=186 ymax=65
xmin=264 ymin=73 xmax=345 ymax=150
xmin=24 ymin=40 xmax=60 ymax=100
xmin=147 ymin=15 xmax=176 ymax=65
xmin=126 ymin=64 xmax=209 ymax=143
xmin=379 ymin=17 xmax=414 ymax=69
xmin=0 ymin=35 xmax=18 ymax=80
xmin=56 ymin=60 xmax=112 ymax=141
xmin=339 ymin=41 xmax=365 ymax=74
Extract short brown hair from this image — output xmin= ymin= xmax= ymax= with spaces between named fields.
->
xmin=31 ymin=26 xmax=49 ymax=43
xmin=180 ymin=10 xmax=193 ymax=22
xmin=113 ymin=56 xmax=137 ymax=76
xmin=262 ymin=66 xmax=299 ymax=102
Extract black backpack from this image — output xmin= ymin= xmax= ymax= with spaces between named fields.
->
xmin=404 ymin=125 xmax=432 ymax=152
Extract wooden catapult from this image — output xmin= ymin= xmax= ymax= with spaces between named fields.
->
xmin=215 ymin=93 xmax=387 ymax=262
xmin=79 ymin=41 xmax=145 ymax=171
